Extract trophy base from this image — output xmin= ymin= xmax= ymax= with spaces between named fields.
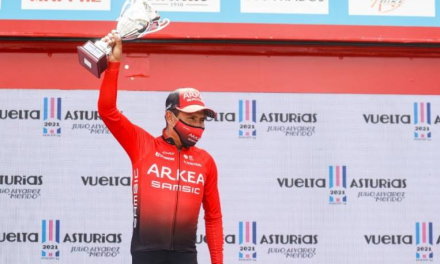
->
xmin=77 ymin=41 xmax=108 ymax=78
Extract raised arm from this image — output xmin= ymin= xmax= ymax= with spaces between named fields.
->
xmin=203 ymin=157 xmax=224 ymax=264
xmin=98 ymin=31 xmax=153 ymax=163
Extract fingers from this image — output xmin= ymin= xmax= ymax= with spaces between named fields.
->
xmin=101 ymin=31 xmax=121 ymax=46
xmin=101 ymin=30 xmax=122 ymax=62
xmin=112 ymin=30 xmax=123 ymax=48
xmin=100 ymin=35 xmax=113 ymax=46
xmin=111 ymin=29 xmax=120 ymax=38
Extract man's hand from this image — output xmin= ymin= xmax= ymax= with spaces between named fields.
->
xmin=102 ymin=30 xmax=122 ymax=63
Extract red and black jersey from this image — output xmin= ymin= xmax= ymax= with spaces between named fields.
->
xmin=98 ymin=62 xmax=223 ymax=264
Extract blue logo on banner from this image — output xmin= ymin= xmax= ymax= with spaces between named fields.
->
xmin=239 ymin=221 xmax=257 ymax=261
xmin=41 ymin=220 xmax=61 ymax=260
xmin=43 ymin=97 xmax=62 ymax=136
xmin=416 ymin=222 xmax=433 ymax=261
xmin=414 ymin=102 xmax=431 ymax=140
xmin=329 ymin=166 xmax=347 ymax=204
xmin=239 ymin=100 xmax=257 ymax=138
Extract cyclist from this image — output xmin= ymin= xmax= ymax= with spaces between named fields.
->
xmin=98 ymin=31 xmax=223 ymax=264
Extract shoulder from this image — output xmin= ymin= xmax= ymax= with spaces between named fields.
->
xmin=189 ymin=147 xmax=217 ymax=170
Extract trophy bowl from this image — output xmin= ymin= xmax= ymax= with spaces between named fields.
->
xmin=77 ymin=0 xmax=170 ymax=78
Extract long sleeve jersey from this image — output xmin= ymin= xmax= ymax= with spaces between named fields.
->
xmin=98 ymin=62 xmax=223 ymax=264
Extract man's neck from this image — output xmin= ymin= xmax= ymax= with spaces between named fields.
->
xmin=164 ymin=127 xmax=183 ymax=149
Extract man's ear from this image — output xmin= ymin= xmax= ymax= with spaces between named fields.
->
xmin=165 ymin=111 xmax=175 ymax=126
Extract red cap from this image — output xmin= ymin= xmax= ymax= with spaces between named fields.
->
xmin=165 ymin=88 xmax=217 ymax=118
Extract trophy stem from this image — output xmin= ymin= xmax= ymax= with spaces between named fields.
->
xmin=94 ymin=40 xmax=113 ymax=55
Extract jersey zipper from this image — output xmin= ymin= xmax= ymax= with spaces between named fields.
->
xmin=170 ymin=148 xmax=181 ymax=250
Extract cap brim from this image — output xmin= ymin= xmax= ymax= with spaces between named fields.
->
xmin=176 ymin=105 xmax=217 ymax=118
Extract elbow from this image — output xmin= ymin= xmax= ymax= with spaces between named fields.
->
xmin=97 ymin=100 xmax=105 ymax=116
xmin=97 ymin=98 xmax=113 ymax=120
xmin=205 ymin=213 xmax=223 ymax=222
xmin=97 ymin=101 xmax=107 ymax=120
xmin=97 ymin=100 xmax=120 ymax=123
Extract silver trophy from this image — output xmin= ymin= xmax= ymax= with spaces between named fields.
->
xmin=77 ymin=0 xmax=170 ymax=78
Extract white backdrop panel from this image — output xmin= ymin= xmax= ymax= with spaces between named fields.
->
xmin=0 ymin=90 xmax=439 ymax=264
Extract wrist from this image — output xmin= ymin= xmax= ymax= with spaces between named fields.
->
xmin=108 ymin=56 xmax=121 ymax=63
xmin=107 ymin=61 xmax=121 ymax=71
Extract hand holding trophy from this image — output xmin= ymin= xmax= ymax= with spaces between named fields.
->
xmin=77 ymin=0 xmax=170 ymax=78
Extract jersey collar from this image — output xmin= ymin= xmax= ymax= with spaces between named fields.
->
xmin=161 ymin=128 xmax=190 ymax=150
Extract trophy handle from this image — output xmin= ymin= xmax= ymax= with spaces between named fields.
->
xmin=137 ymin=18 xmax=170 ymax=38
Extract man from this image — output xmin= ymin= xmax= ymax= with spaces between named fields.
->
xmin=98 ymin=31 xmax=223 ymax=264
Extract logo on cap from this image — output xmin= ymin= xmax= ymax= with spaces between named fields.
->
xmin=182 ymin=89 xmax=203 ymax=104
